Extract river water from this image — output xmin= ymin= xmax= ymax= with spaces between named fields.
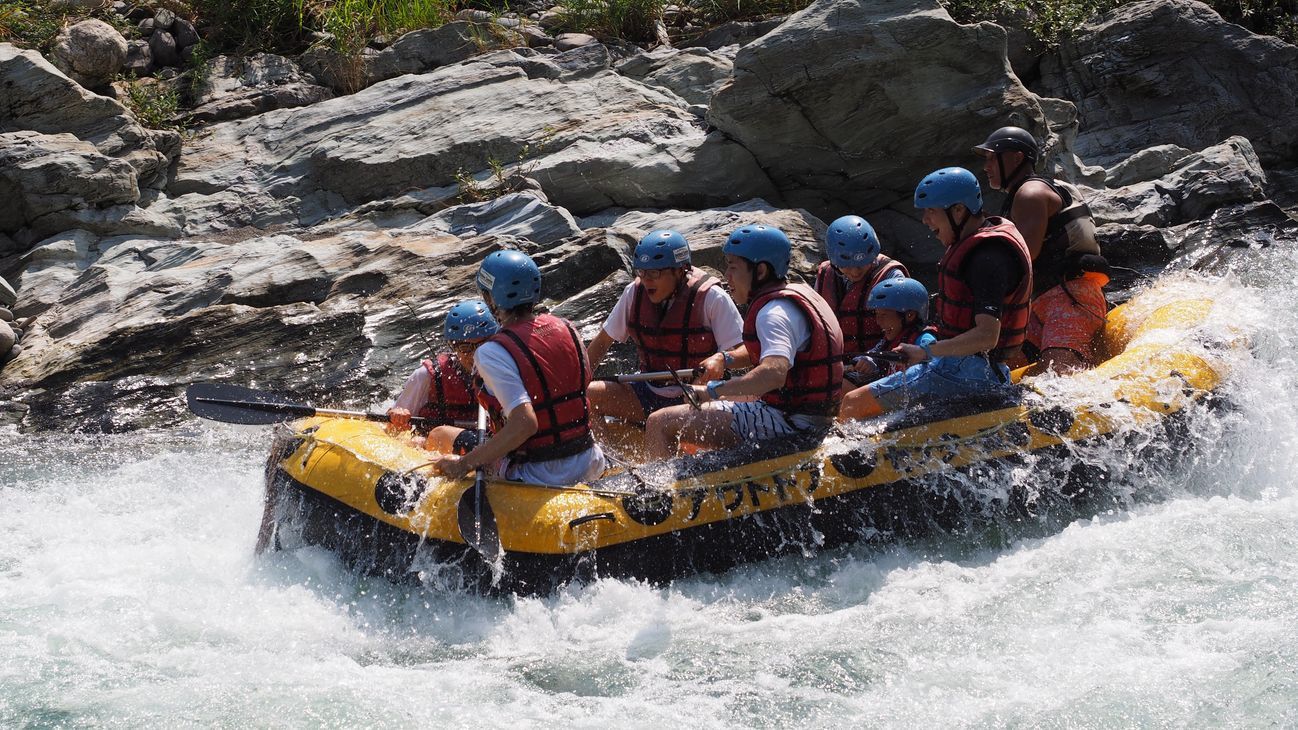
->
xmin=4 ymin=254 xmax=1298 ymax=726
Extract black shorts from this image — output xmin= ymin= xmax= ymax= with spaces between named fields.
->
xmin=452 ymin=429 xmax=482 ymax=455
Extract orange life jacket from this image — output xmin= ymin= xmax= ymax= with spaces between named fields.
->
xmin=932 ymin=217 xmax=1033 ymax=361
xmin=741 ymin=282 xmax=845 ymax=416
xmin=626 ymin=270 xmax=720 ymax=372
xmin=812 ymin=257 xmax=908 ymax=355
xmin=479 ymin=314 xmax=594 ymax=463
xmin=417 ymin=353 xmax=478 ymax=426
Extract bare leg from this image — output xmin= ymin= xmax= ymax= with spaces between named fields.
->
xmin=588 ymin=380 xmax=649 ymax=422
xmin=839 ymin=384 xmax=886 ymax=421
xmin=426 ymin=425 xmax=466 ymax=453
xmin=645 ymin=403 xmax=740 ymax=459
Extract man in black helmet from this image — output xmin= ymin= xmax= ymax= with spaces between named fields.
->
xmin=974 ymin=125 xmax=1108 ymax=374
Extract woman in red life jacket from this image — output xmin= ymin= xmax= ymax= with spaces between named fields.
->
xmin=433 ymin=250 xmax=605 ymax=487
xmin=586 ymin=229 xmax=742 ymax=424
xmin=387 ymin=299 xmax=497 ymax=449
xmin=847 ymin=277 xmax=938 ymax=385
xmin=645 ymin=224 xmax=844 ymax=459
xmin=839 ymin=167 xmax=1031 ymax=421
xmin=814 ymin=214 xmax=908 ymax=384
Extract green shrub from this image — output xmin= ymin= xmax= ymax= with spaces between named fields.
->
xmin=688 ymin=0 xmax=811 ymax=25
xmin=0 ymin=1 xmax=81 ymax=52
xmin=560 ymin=0 xmax=666 ymax=42
xmin=122 ymin=78 xmax=181 ymax=129
xmin=304 ymin=0 xmax=455 ymax=53
xmin=190 ymin=0 xmax=307 ymax=54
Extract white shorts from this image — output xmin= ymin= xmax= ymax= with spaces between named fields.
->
xmin=707 ymin=400 xmax=830 ymax=441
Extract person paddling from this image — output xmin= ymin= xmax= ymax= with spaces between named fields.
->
xmin=839 ymin=167 xmax=1031 ymax=420
xmin=586 ymin=229 xmax=742 ymax=425
xmin=848 ymin=277 xmax=937 ymax=384
xmin=387 ymin=299 xmax=497 ymax=441
xmin=645 ymin=224 xmax=844 ymax=458
xmin=433 ymin=250 xmax=605 ymax=486
xmin=813 ymin=214 xmax=907 ymax=385
xmin=974 ymin=125 xmax=1108 ymax=373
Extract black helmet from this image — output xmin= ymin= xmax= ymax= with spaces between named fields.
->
xmin=973 ymin=126 xmax=1040 ymax=163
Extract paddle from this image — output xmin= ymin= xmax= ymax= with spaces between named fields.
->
xmin=186 ymin=382 xmax=467 ymax=428
xmin=456 ymin=406 xmax=502 ymax=563
xmin=599 ymin=368 xmax=698 ymax=383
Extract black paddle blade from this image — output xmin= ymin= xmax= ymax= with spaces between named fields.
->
xmin=186 ymin=382 xmax=315 ymax=425
xmin=457 ymin=476 xmax=502 ymax=564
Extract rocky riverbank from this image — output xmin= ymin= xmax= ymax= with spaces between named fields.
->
xmin=1 ymin=0 xmax=1295 ymax=431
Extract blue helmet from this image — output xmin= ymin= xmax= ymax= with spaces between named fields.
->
xmin=634 ymin=230 xmax=691 ymax=270
xmin=477 ymin=250 xmax=541 ymax=307
xmin=868 ymin=277 xmax=930 ymax=321
xmin=825 ymin=215 xmax=881 ymax=268
xmin=913 ymin=167 xmax=983 ymax=213
xmin=444 ymin=299 xmax=499 ymax=342
xmin=722 ymin=224 xmax=791 ymax=278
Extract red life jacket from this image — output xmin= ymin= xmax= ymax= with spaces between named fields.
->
xmin=477 ymin=313 xmax=594 ymax=463
xmin=417 ymin=353 xmax=478 ymax=426
xmin=812 ymin=257 xmax=908 ymax=355
xmin=869 ymin=323 xmax=937 ymax=376
xmin=626 ymin=270 xmax=720 ymax=372
xmin=932 ymin=217 xmax=1033 ymax=361
xmin=742 ymin=282 xmax=845 ymax=416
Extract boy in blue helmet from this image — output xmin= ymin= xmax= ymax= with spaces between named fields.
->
xmin=840 ymin=167 xmax=1032 ymax=420
xmin=645 ymin=224 xmax=845 ymax=458
xmin=387 ymin=298 xmax=497 ymax=442
xmin=433 ymin=250 xmax=605 ymax=486
xmin=848 ymin=278 xmax=937 ymax=384
xmin=587 ymin=229 xmax=743 ymax=425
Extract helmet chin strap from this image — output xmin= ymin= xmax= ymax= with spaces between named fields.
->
xmin=944 ymin=208 xmax=970 ymax=243
xmin=997 ymin=151 xmax=1030 ymax=191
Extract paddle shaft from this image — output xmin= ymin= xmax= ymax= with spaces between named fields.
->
xmin=603 ymin=368 xmax=698 ymax=383
xmin=190 ymin=390 xmax=468 ymax=428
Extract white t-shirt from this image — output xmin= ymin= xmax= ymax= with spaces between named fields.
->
xmin=474 ymin=341 xmax=606 ymax=486
xmin=602 ymin=280 xmax=744 ymax=395
xmin=753 ymin=298 xmax=811 ymax=364
xmin=393 ymin=363 xmax=435 ymax=413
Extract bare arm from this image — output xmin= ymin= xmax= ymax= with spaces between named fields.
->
xmin=896 ymin=314 xmax=1001 ymax=364
xmin=1010 ymin=182 xmax=1059 ymax=260
xmin=695 ymin=345 xmax=753 ymax=383
xmin=701 ymin=355 xmax=789 ymax=401
xmin=586 ymin=329 xmax=614 ymax=370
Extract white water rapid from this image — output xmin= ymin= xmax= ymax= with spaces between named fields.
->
xmin=3 ymin=248 xmax=1297 ymax=726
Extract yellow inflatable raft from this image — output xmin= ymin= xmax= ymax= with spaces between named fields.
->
xmin=259 ymin=286 xmax=1235 ymax=594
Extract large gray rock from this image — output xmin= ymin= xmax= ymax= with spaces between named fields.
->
xmin=708 ymin=0 xmax=1045 ymax=217
xmin=186 ymin=54 xmax=334 ymax=125
xmin=51 ymin=19 xmax=127 ymax=88
xmin=618 ymin=47 xmax=733 ymax=106
xmin=407 ymin=191 xmax=582 ymax=244
xmin=0 ymin=131 xmax=140 ymax=238
xmin=0 ymin=275 xmax=16 ymax=307
xmin=1036 ymin=0 xmax=1298 ymax=168
xmin=0 ymin=44 xmax=180 ymax=193
xmin=171 ymin=52 xmax=776 ymax=226
xmin=1087 ymin=137 xmax=1267 ymax=228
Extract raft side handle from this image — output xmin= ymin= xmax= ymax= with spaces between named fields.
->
xmin=569 ymin=513 xmax=617 ymax=529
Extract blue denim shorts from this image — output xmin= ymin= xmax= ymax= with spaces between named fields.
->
xmin=866 ymin=354 xmax=1011 ymax=411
